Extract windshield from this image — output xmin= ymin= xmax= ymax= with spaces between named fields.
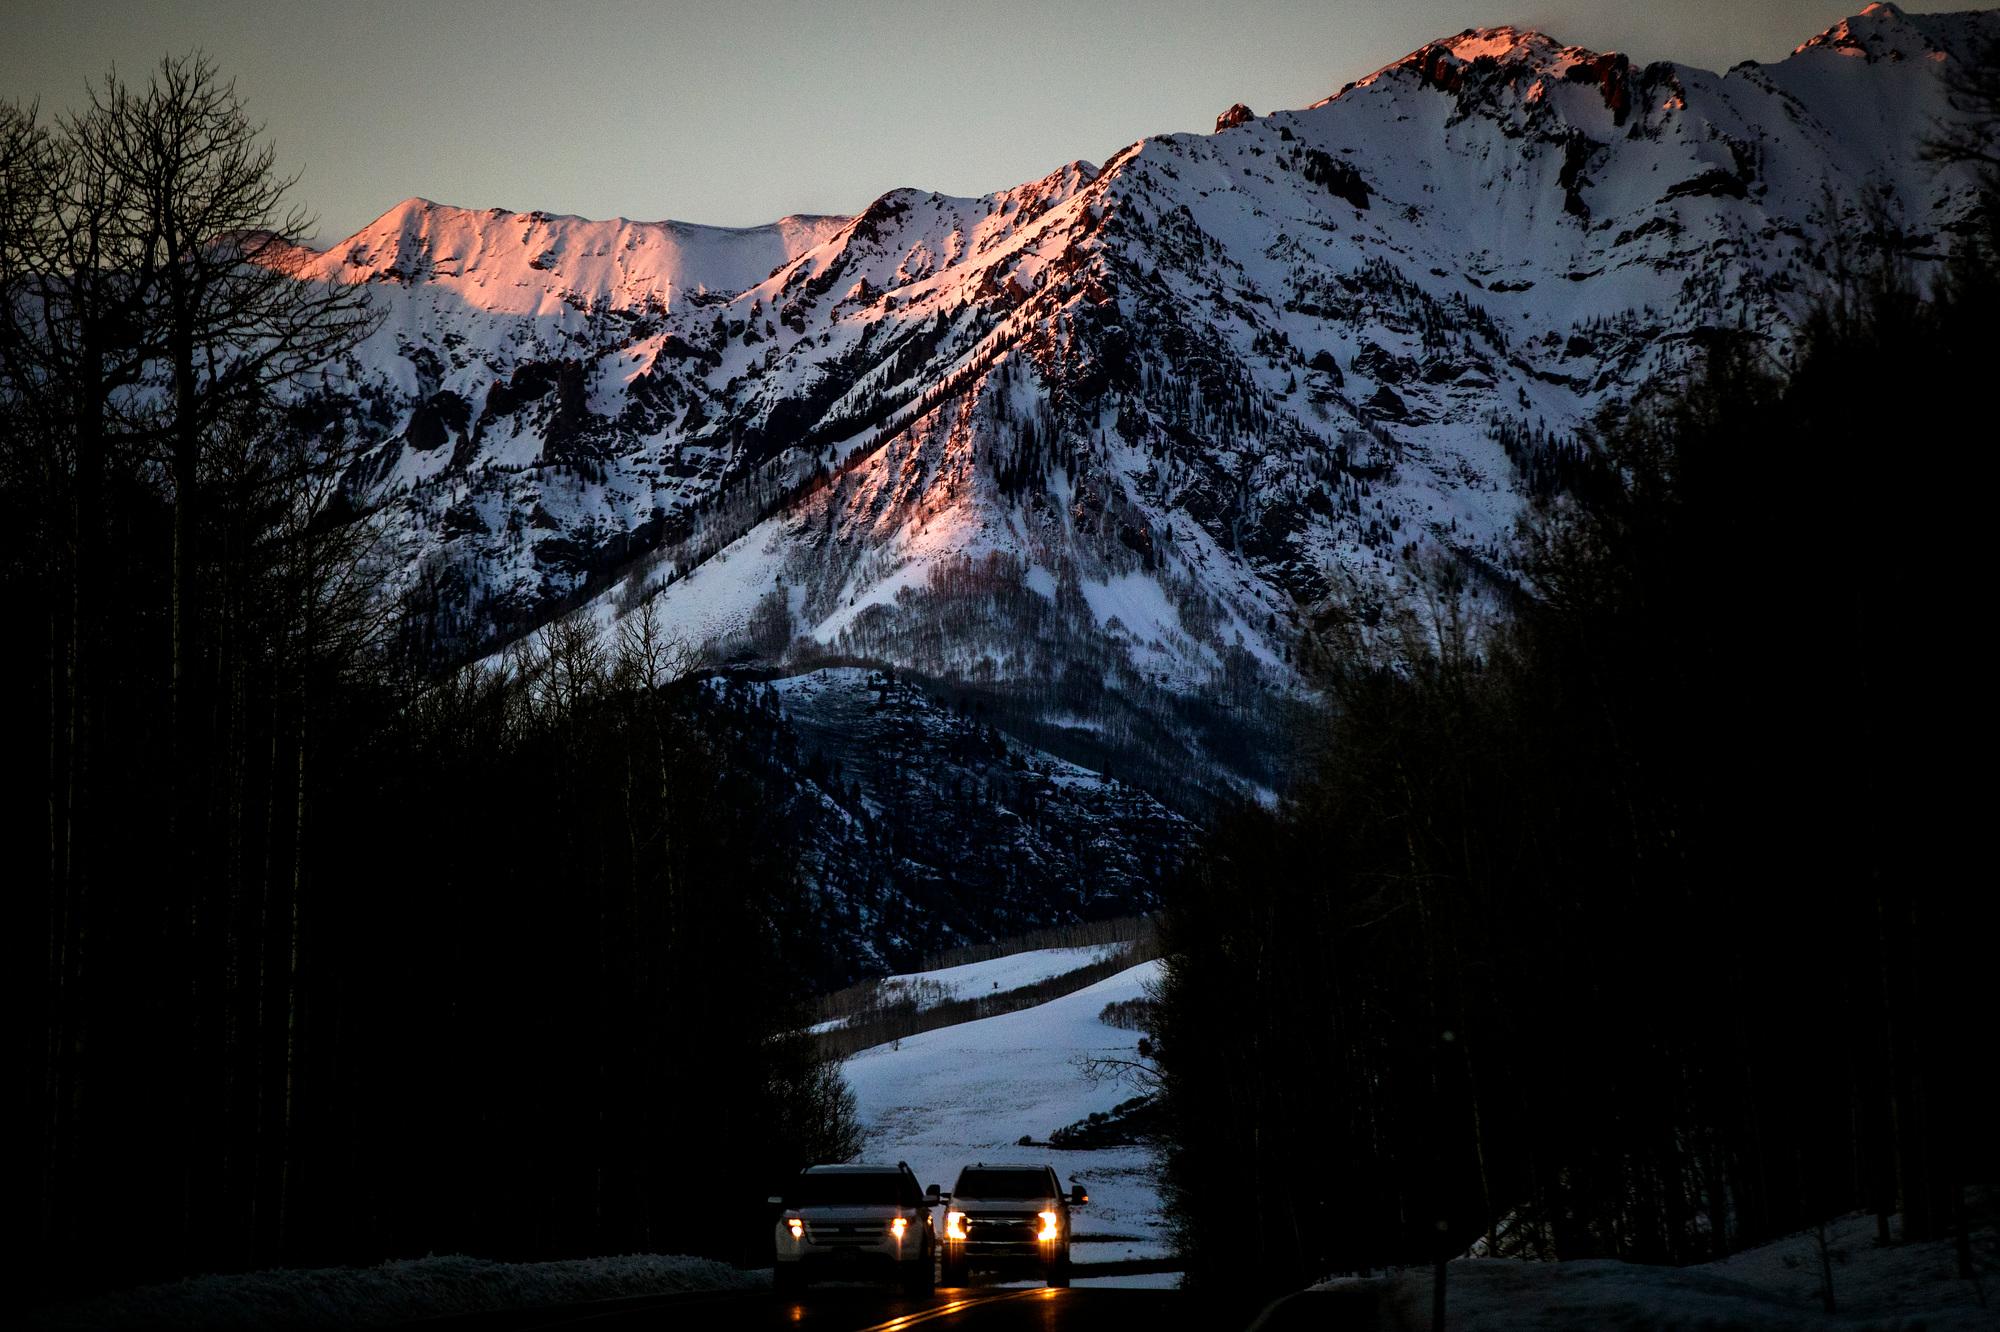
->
xmin=954 ymin=1167 xmax=1053 ymax=1199
xmin=788 ymin=1171 xmax=904 ymax=1207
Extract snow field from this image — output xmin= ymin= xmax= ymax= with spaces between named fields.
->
xmin=842 ymin=960 xmax=1170 ymax=1265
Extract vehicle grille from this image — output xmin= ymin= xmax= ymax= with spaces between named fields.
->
xmin=963 ymin=1213 xmax=1039 ymax=1242
xmin=806 ymin=1221 xmax=887 ymax=1246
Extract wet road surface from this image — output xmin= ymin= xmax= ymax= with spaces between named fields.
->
xmin=403 ymin=1282 xmax=1278 ymax=1331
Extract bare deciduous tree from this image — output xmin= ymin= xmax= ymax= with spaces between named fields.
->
xmin=74 ymin=53 xmax=376 ymax=741
xmin=1926 ymin=34 xmax=2000 ymax=179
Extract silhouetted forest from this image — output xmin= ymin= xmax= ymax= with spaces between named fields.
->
xmin=1151 ymin=230 xmax=1995 ymax=1295
xmin=4 ymin=59 xmax=855 ymax=1302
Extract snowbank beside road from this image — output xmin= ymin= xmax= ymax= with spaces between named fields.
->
xmin=24 ymin=1251 xmax=760 ymax=1331
xmin=1315 ymin=1205 xmax=1995 ymax=1330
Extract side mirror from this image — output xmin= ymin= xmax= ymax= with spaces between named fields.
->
xmin=1070 ymin=1185 xmax=1088 ymax=1206
xmin=926 ymin=1184 xmax=942 ymax=1203
xmin=766 ymin=1195 xmax=784 ymax=1207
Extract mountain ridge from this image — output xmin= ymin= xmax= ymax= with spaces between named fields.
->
xmin=287 ymin=6 xmax=1994 ymax=805
xmin=305 ymin=196 xmax=851 ymax=313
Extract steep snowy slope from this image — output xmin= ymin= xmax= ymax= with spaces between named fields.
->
xmin=293 ymin=4 xmax=1994 ymax=791
xmin=843 ymin=960 xmax=1169 ymax=1267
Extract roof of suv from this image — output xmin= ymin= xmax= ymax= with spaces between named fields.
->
xmin=801 ymin=1163 xmax=908 ymax=1174
xmin=952 ymin=1165 xmax=1061 ymax=1197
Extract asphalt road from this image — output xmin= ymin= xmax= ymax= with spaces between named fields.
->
xmin=400 ymin=1281 xmax=1326 ymax=1331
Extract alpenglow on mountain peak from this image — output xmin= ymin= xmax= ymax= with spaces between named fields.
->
xmin=1791 ymin=0 xmax=1982 ymax=60
xmin=1307 ymin=24 xmax=1622 ymax=107
xmin=309 ymin=196 xmax=850 ymax=312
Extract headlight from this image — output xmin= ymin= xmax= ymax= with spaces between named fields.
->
xmin=1037 ymin=1211 xmax=1060 ymax=1241
xmin=891 ymin=1216 xmax=908 ymax=1240
xmin=945 ymin=1210 xmax=967 ymax=1240
xmin=787 ymin=1216 xmax=804 ymax=1240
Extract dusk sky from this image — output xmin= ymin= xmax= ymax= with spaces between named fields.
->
xmin=6 ymin=0 xmax=1994 ymax=243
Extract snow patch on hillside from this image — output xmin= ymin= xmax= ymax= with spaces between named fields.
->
xmin=881 ymin=945 xmax=1131 ymax=1006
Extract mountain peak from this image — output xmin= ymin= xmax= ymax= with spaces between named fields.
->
xmin=1789 ymin=2 xmax=1975 ymax=62
xmin=1331 ymin=24 xmax=1618 ymax=102
xmin=1398 ymin=24 xmax=1605 ymax=73
xmin=1215 ymin=103 xmax=1257 ymax=132
xmin=1429 ymin=25 xmax=1577 ymax=62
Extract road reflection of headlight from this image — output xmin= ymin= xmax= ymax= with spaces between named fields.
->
xmin=1037 ymin=1210 xmax=1060 ymax=1241
xmin=945 ymin=1210 xmax=968 ymax=1240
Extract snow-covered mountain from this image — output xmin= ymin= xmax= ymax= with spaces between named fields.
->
xmin=296 ymin=3 xmax=1995 ymax=796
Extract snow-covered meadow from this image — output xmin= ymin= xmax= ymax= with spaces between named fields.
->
xmin=841 ymin=957 xmax=1172 ymax=1277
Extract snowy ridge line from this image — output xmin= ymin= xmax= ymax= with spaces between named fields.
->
xmin=303 ymin=196 xmax=851 ymax=311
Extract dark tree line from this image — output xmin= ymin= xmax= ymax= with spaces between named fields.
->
xmin=4 ymin=59 xmax=854 ymax=1304
xmin=1151 ymin=227 xmax=1996 ymax=1297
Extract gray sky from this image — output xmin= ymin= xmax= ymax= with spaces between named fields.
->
xmin=4 ymin=1 xmax=1991 ymax=243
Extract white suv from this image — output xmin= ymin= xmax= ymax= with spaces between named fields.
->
xmin=770 ymin=1162 xmax=939 ymax=1295
xmin=939 ymin=1163 xmax=1087 ymax=1288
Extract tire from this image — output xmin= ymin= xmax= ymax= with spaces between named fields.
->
xmin=775 ymin=1264 xmax=804 ymax=1295
xmin=940 ymin=1251 xmax=966 ymax=1287
xmin=903 ymin=1246 xmax=935 ymax=1296
xmin=1046 ymin=1254 xmax=1071 ymax=1289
